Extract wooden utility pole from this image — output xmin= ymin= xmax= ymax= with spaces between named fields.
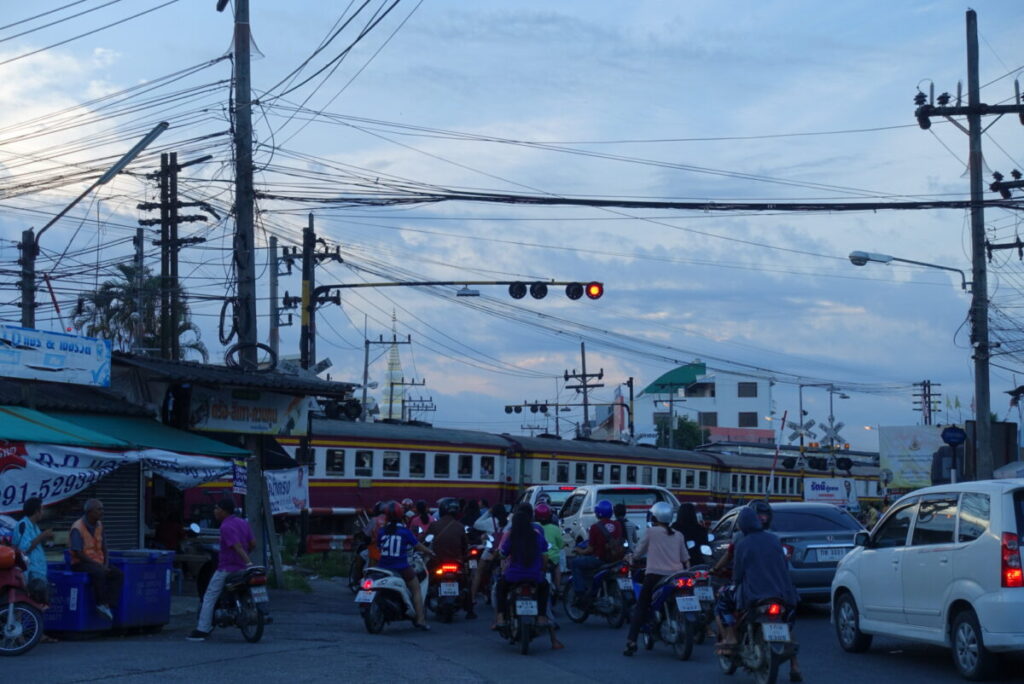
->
xmin=564 ymin=342 xmax=603 ymax=437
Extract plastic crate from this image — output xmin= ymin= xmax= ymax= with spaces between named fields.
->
xmin=44 ymin=563 xmax=110 ymax=632
xmin=108 ymin=550 xmax=174 ymax=628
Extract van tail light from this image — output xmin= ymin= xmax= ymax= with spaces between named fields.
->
xmin=1002 ymin=533 xmax=1023 ymax=588
xmin=781 ymin=544 xmax=794 ymax=560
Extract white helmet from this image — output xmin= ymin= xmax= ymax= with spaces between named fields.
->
xmin=650 ymin=501 xmax=674 ymax=524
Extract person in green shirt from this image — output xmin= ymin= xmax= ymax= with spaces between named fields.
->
xmin=535 ymin=504 xmax=564 ymax=594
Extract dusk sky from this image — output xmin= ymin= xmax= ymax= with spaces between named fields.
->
xmin=3 ymin=1 xmax=1024 ymax=449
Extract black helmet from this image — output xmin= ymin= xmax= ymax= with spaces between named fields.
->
xmin=437 ymin=498 xmax=461 ymax=516
xmin=748 ymin=500 xmax=773 ymax=529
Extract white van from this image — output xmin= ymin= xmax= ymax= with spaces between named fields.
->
xmin=557 ymin=485 xmax=679 ymax=547
xmin=831 ymin=479 xmax=1024 ymax=680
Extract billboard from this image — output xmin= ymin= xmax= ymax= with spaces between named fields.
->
xmin=878 ymin=425 xmax=945 ymax=489
xmin=188 ymin=387 xmax=313 ymax=435
xmin=0 ymin=324 xmax=111 ymax=387
xmin=804 ymin=477 xmax=860 ymax=511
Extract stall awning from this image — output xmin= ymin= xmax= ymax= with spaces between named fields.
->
xmin=50 ymin=413 xmax=249 ymax=458
xmin=0 ymin=406 xmax=130 ymax=448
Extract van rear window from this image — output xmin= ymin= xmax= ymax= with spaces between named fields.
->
xmin=594 ymin=488 xmax=668 ymax=507
xmin=1013 ymin=490 xmax=1024 ymax=537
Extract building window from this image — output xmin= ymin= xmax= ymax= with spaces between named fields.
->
xmin=641 ymin=466 xmax=652 ymax=485
xmin=593 ymin=463 xmax=605 ymax=484
xmin=698 ymin=471 xmax=708 ymax=489
xmin=656 ymin=468 xmax=667 ymax=486
xmin=610 ymin=465 xmax=621 ymax=484
xmin=355 ymin=450 xmax=373 ymax=477
xmin=698 ymin=412 xmax=718 ymax=428
xmin=685 ymin=469 xmax=695 ymax=489
xmin=480 ymin=455 xmax=495 ymax=479
xmin=458 ymin=454 xmax=473 ymax=479
xmin=685 ymin=382 xmax=716 ymax=398
xmin=325 ymin=449 xmax=345 ymax=476
xmin=671 ymin=469 xmax=681 ymax=488
xmin=575 ymin=463 xmax=588 ymax=483
xmin=409 ymin=452 xmax=425 ymax=478
xmin=434 ymin=453 xmax=450 ymax=478
xmin=556 ymin=462 xmax=570 ymax=483
xmin=382 ymin=451 xmax=400 ymax=477
xmin=738 ymin=412 xmax=759 ymax=428
xmin=626 ymin=466 xmax=637 ymax=484
xmin=540 ymin=461 xmax=551 ymax=481
xmin=737 ymin=382 xmax=758 ymax=398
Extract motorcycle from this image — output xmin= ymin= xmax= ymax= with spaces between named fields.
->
xmin=0 ymin=545 xmax=45 ymax=656
xmin=688 ymin=566 xmax=716 ymax=645
xmin=209 ymin=565 xmax=269 ymax=643
xmin=356 ymin=552 xmax=429 ymax=634
xmin=563 ymin=558 xmax=631 ymax=628
xmin=634 ymin=569 xmax=699 ymax=660
xmin=500 ymin=581 xmax=541 ymax=656
xmin=718 ymin=598 xmax=799 ymax=684
xmin=427 ymin=559 xmax=466 ymax=623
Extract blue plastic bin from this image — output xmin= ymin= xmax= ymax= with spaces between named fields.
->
xmin=109 ymin=550 xmax=174 ymax=628
xmin=44 ymin=562 xmax=110 ymax=632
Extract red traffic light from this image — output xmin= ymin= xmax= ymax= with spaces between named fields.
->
xmin=585 ymin=282 xmax=604 ymax=299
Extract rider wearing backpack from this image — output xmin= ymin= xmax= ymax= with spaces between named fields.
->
xmin=570 ymin=500 xmax=624 ymax=607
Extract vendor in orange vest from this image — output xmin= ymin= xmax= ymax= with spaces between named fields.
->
xmin=69 ymin=498 xmax=124 ymax=621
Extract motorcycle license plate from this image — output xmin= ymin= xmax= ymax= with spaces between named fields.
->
xmin=355 ymin=590 xmax=375 ymax=603
xmin=439 ymin=582 xmax=460 ymax=597
xmin=469 ymin=559 xmax=478 ymax=569
xmin=762 ymin=622 xmax=791 ymax=642
xmin=516 ymin=599 xmax=538 ymax=616
xmin=695 ymin=585 xmax=714 ymax=602
xmin=251 ymin=586 xmax=269 ymax=603
xmin=675 ymin=595 xmax=701 ymax=613
xmin=617 ymin=577 xmax=633 ymax=591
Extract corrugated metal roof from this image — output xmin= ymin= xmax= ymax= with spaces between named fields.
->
xmin=641 ymin=363 xmax=707 ymax=396
xmin=0 ymin=378 xmax=151 ymax=416
xmin=50 ymin=413 xmax=249 ymax=458
xmin=115 ymin=353 xmax=356 ymax=396
xmin=0 ymin=406 xmax=131 ymax=447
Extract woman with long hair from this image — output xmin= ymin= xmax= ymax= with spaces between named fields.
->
xmin=672 ymin=502 xmax=710 ymax=565
xmin=412 ymin=499 xmax=434 ymax=538
xmin=494 ymin=504 xmax=554 ymax=637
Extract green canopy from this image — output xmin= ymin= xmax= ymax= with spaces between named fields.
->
xmin=0 ymin=406 xmax=130 ymax=448
xmin=641 ymin=363 xmax=707 ymax=396
xmin=50 ymin=413 xmax=249 ymax=458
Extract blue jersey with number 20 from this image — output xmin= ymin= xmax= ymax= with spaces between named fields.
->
xmin=377 ymin=525 xmax=418 ymax=570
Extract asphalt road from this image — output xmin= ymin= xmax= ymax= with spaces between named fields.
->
xmin=6 ymin=579 xmax=1024 ymax=683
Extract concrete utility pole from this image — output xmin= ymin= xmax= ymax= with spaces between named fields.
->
xmin=300 ymin=214 xmax=315 ymax=371
xmin=564 ymin=342 xmax=603 ymax=437
xmin=269 ymin=236 xmax=279 ymax=358
xmin=133 ymin=228 xmax=145 ymax=352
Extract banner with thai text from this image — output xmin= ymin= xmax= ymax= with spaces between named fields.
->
xmin=265 ymin=467 xmax=308 ymax=515
xmin=803 ymin=477 xmax=860 ymax=511
xmin=0 ymin=324 xmax=111 ymax=387
xmin=188 ymin=387 xmax=312 ymax=435
xmin=878 ymin=425 xmax=944 ymax=489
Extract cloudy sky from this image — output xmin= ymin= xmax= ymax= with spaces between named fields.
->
xmin=2 ymin=1 xmax=1024 ymax=449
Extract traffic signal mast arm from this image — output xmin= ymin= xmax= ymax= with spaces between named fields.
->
xmin=312 ymin=280 xmax=604 ymax=304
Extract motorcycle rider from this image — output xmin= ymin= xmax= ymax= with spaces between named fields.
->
xmin=614 ymin=503 xmax=639 ymax=547
xmin=624 ymin=501 xmax=690 ymax=656
xmin=469 ymin=503 xmax=507 ymax=606
xmin=188 ymin=498 xmax=255 ymax=641
xmin=377 ymin=500 xmax=434 ymax=631
xmin=534 ymin=504 xmax=564 ymax=597
xmin=570 ymin=499 xmax=624 ymax=607
xmin=673 ymin=503 xmax=711 ymax=565
xmin=425 ymin=498 xmax=475 ymax=620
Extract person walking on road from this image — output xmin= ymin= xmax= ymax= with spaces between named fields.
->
xmin=69 ymin=498 xmax=123 ymax=621
xmin=188 ymin=498 xmax=255 ymax=641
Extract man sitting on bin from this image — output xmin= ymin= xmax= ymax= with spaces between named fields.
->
xmin=188 ymin=497 xmax=255 ymax=641
xmin=68 ymin=498 xmax=123 ymax=621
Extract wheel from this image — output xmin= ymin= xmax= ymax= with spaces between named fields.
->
xmin=718 ymin=651 xmax=738 ymax=675
xmin=348 ymin=558 xmax=363 ymax=595
xmin=238 ymin=596 xmax=265 ymax=643
xmin=563 ymin=585 xmax=589 ymax=624
xmin=643 ymin=632 xmax=655 ymax=650
xmin=519 ymin=620 xmax=531 ymax=655
xmin=753 ymin=652 xmax=781 ymax=684
xmin=0 ymin=603 xmax=43 ymax=656
xmin=952 ymin=609 xmax=998 ymax=681
xmin=361 ymin=599 xmax=386 ymax=634
xmin=673 ymin=619 xmax=694 ymax=661
xmin=604 ymin=583 xmax=626 ymax=629
xmin=835 ymin=592 xmax=872 ymax=653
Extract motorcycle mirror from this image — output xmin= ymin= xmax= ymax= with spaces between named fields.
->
xmin=189 ymin=523 xmax=201 ymax=534
xmin=465 ymin=526 xmax=471 ymax=533
xmin=424 ymin=534 xmax=435 ymax=544
xmin=686 ymin=540 xmax=695 ymax=549
xmin=707 ymin=533 xmax=716 ymax=542
xmin=700 ymin=544 xmax=713 ymax=556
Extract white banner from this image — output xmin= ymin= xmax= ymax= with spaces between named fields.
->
xmin=265 ymin=467 xmax=309 ymax=515
xmin=0 ymin=442 xmax=231 ymax=514
xmin=0 ymin=324 xmax=111 ymax=387
xmin=804 ymin=477 xmax=860 ymax=511
xmin=188 ymin=387 xmax=313 ymax=435
xmin=878 ymin=425 xmax=944 ymax=489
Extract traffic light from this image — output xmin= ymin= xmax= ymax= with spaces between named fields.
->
xmin=529 ymin=282 xmax=548 ymax=299
xmin=835 ymin=457 xmax=853 ymax=472
xmin=509 ymin=282 xmax=527 ymax=299
xmin=585 ymin=282 xmax=604 ymax=299
xmin=782 ymin=457 xmax=797 ymax=470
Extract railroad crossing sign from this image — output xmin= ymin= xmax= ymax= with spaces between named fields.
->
xmin=787 ymin=418 xmax=817 ymax=443
xmin=820 ymin=417 xmax=845 ymax=445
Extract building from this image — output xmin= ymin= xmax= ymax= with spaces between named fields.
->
xmin=637 ymin=362 xmax=775 ymax=445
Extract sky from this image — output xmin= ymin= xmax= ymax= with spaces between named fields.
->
xmin=2 ymin=1 xmax=1024 ymax=450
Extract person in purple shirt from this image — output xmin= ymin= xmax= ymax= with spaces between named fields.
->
xmin=188 ymin=498 xmax=255 ymax=641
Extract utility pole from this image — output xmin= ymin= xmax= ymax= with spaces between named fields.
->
xmin=388 ymin=377 xmax=426 ymax=421
xmin=300 ymin=214 xmax=315 ymax=371
xmin=625 ymin=377 xmax=635 ymax=441
xmin=564 ymin=342 xmax=603 ymax=437
xmin=133 ymin=228 xmax=145 ymax=352
xmin=913 ymin=380 xmax=942 ymax=426
xmin=269 ymin=236 xmax=279 ymax=358
xmin=168 ymin=152 xmax=180 ymax=360
xmin=361 ymin=334 xmax=411 ymax=421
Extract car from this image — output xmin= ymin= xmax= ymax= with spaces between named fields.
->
xmin=710 ymin=502 xmax=863 ymax=602
xmin=557 ymin=485 xmax=679 ymax=546
xmin=513 ymin=485 xmax=578 ymax=514
xmin=831 ymin=479 xmax=1024 ymax=680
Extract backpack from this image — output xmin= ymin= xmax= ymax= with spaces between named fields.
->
xmin=598 ymin=521 xmax=626 ymax=562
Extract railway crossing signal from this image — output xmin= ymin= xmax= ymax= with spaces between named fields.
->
xmin=786 ymin=418 xmax=817 ymax=443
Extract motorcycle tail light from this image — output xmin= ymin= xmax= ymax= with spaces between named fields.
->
xmin=767 ymin=603 xmax=782 ymax=616
xmin=518 ymin=585 xmax=535 ymax=596
xmin=248 ymin=575 xmax=267 ymax=586
xmin=619 ymin=564 xmax=630 ymax=575
xmin=469 ymin=548 xmax=479 ymax=557
xmin=361 ymin=579 xmax=373 ymax=590
xmin=692 ymin=571 xmax=708 ymax=580
xmin=675 ymin=577 xmax=695 ymax=589
xmin=441 ymin=563 xmax=460 ymax=574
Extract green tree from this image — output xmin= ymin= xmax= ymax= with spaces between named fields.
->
xmin=654 ymin=414 xmax=709 ymax=450
xmin=72 ymin=263 xmax=208 ymax=362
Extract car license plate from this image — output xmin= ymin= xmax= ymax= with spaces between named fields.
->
xmin=251 ymin=586 xmax=269 ymax=603
xmin=469 ymin=559 xmax=477 ymax=569
xmin=816 ymin=547 xmax=850 ymax=563
xmin=617 ymin=577 xmax=633 ymax=591
xmin=355 ymin=590 xmax=375 ymax=603
xmin=516 ymin=599 xmax=538 ymax=616
xmin=695 ymin=585 xmax=714 ymax=602
xmin=675 ymin=595 xmax=701 ymax=612
xmin=762 ymin=622 xmax=791 ymax=642
xmin=439 ymin=582 xmax=459 ymax=597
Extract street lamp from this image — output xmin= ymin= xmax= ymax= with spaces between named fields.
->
xmin=848 ymin=250 xmax=971 ymax=291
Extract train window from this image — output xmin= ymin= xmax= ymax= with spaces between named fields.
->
xmin=698 ymin=470 xmax=708 ymax=489
xmin=383 ymin=451 xmax=400 ymax=477
xmin=355 ymin=451 xmax=374 ymax=477
xmin=626 ymin=466 xmax=637 ymax=484
xmin=671 ymin=469 xmax=681 ymax=488
xmin=656 ymin=468 xmax=666 ymax=486
xmin=641 ymin=467 xmax=652 ymax=485
xmin=458 ymin=454 xmax=473 ymax=479
xmin=480 ymin=456 xmax=495 ymax=480
xmin=540 ymin=461 xmax=551 ymax=481
xmin=610 ymin=465 xmax=621 ymax=484
xmin=325 ymin=449 xmax=345 ymax=476
xmin=434 ymin=453 xmax=450 ymax=478
xmin=593 ymin=463 xmax=605 ymax=484
xmin=731 ymin=474 xmax=738 ymax=492
xmin=575 ymin=463 xmax=588 ymax=483
xmin=556 ymin=462 xmax=570 ymax=483
xmin=773 ymin=477 xmax=780 ymax=494
xmin=409 ymin=453 xmax=426 ymax=478
xmin=684 ymin=469 xmax=694 ymax=489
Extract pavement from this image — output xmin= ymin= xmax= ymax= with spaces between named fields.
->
xmin=6 ymin=579 xmax=1024 ymax=683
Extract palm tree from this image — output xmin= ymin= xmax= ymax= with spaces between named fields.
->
xmin=72 ymin=263 xmax=208 ymax=362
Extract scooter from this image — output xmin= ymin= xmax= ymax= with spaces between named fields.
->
xmin=563 ymin=551 xmax=631 ymax=628
xmin=356 ymin=552 xmax=429 ymax=634
xmin=427 ymin=558 xmax=466 ymax=623
xmin=500 ymin=581 xmax=542 ymax=656
xmin=0 ymin=545 xmax=46 ymax=656
xmin=209 ymin=565 xmax=269 ymax=643
xmin=718 ymin=598 xmax=799 ymax=684
xmin=635 ymin=569 xmax=700 ymax=660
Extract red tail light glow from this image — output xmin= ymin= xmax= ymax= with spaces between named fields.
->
xmin=1002 ymin=533 xmax=1023 ymax=588
xmin=675 ymin=577 xmax=695 ymax=589
xmin=361 ymin=579 xmax=373 ymax=590
xmin=767 ymin=603 xmax=782 ymax=616
xmin=692 ymin=571 xmax=708 ymax=580
xmin=435 ymin=563 xmax=461 ymax=575
xmin=518 ymin=585 xmax=535 ymax=596
xmin=248 ymin=575 xmax=267 ymax=586
xmin=619 ymin=565 xmax=630 ymax=575
xmin=781 ymin=544 xmax=794 ymax=560
xmin=469 ymin=548 xmax=479 ymax=557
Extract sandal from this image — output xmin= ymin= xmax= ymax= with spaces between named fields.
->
xmin=623 ymin=641 xmax=637 ymax=657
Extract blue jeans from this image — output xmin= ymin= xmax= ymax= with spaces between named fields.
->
xmin=571 ymin=556 xmax=601 ymax=595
